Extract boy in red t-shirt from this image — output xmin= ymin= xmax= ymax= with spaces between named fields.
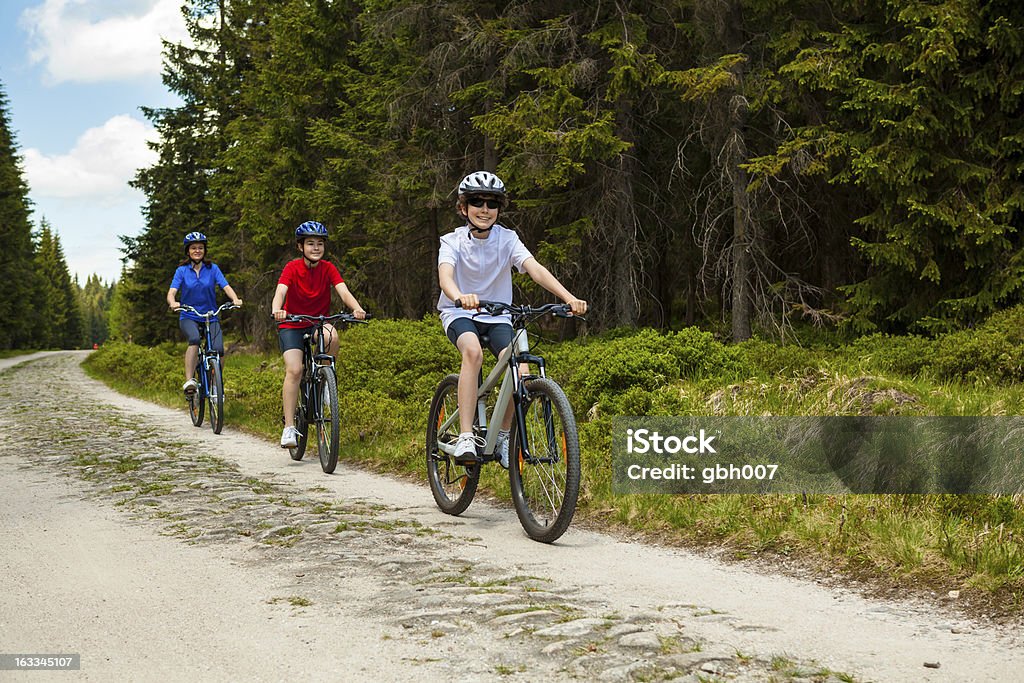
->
xmin=271 ymin=221 xmax=366 ymax=448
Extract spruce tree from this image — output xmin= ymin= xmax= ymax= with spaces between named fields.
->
xmin=0 ymin=80 xmax=40 ymax=349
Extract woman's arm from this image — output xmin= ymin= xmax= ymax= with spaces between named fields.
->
xmin=166 ymin=287 xmax=180 ymax=311
xmin=222 ymin=285 xmax=243 ymax=306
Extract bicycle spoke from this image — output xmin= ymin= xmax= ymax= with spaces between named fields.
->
xmin=510 ymin=378 xmax=580 ymax=543
xmin=317 ymin=366 xmax=340 ymax=473
xmin=426 ymin=374 xmax=479 ymax=515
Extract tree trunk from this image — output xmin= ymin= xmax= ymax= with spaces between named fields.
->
xmin=725 ymin=0 xmax=752 ymax=342
xmin=730 ymin=104 xmax=752 ymax=342
xmin=611 ymin=97 xmax=640 ymax=327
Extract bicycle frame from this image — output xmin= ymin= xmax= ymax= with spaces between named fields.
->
xmin=282 ymin=313 xmax=365 ymax=419
xmin=299 ymin=322 xmax=335 ymax=420
xmin=179 ymin=302 xmax=235 ymax=396
xmin=435 ymin=313 xmax=552 ymax=463
xmin=427 ymin=300 xmax=583 ymax=541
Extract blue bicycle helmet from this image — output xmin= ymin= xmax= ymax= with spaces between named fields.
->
xmin=295 ymin=221 xmax=328 ymax=240
xmin=183 ymin=231 xmax=208 ymax=248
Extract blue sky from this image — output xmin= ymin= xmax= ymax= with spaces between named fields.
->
xmin=1 ymin=0 xmax=189 ymax=283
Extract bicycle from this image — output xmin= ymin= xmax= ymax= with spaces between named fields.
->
xmin=177 ymin=302 xmax=239 ymax=435
xmin=426 ymin=301 xmax=582 ymax=543
xmin=280 ymin=312 xmax=368 ymax=474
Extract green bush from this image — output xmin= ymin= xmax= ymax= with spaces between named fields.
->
xmin=334 ymin=317 xmax=459 ymax=402
xmin=975 ymin=305 xmax=1024 ymax=345
xmin=554 ymin=327 xmax=746 ymax=408
xmin=736 ymin=338 xmax=827 ymax=377
xmin=84 ymin=341 xmax=181 ymax=393
xmin=932 ymin=328 xmax=1024 ymax=383
xmin=845 ymin=333 xmax=936 ymax=377
xmin=842 ymin=306 xmax=1024 ymax=384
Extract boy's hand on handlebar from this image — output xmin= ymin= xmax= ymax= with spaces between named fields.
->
xmin=232 ymin=298 xmax=243 ymax=307
xmin=457 ymin=294 xmax=479 ymax=310
xmin=565 ymin=298 xmax=587 ymax=316
xmin=170 ymin=303 xmax=181 ymax=312
xmin=352 ymin=308 xmax=367 ymax=321
xmin=273 ymin=309 xmax=288 ymax=322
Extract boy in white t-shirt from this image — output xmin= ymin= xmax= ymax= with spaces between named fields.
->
xmin=437 ymin=171 xmax=587 ymax=466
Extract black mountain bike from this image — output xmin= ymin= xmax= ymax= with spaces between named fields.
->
xmin=282 ymin=312 xmax=368 ymax=473
xmin=178 ymin=302 xmax=239 ymax=435
xmin=426 ymin=302 xmax=582 ymax=543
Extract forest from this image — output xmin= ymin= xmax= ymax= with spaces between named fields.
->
xmin=3 ymin=1 xmax=1022 ymax=350
xmin=0 ymin=85 xmax=113 ymax=351
xmin=95 ymin=0 xmax=1021 ymax=347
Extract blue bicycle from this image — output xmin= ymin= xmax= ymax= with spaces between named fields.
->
xmin=178 ymin=302 xmax=239 ymax=434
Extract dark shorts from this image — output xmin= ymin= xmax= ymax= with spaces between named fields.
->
xmin=179 ymin=319 xmax=223 ymax=353
xmin=446 ymin=318 xmax=513 ymax=357
xmin=277 ymin=326 xmax=315 ymax=353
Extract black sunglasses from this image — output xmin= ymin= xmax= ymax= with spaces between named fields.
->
xmin=466 ymin=197 xmax=502 ymax=209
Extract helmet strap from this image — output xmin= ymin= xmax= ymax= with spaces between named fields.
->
xmin=463 ymin=204 xmax=498 ymax=235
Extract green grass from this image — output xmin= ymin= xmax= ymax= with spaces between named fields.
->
xmin=0 ymin=349 xmax=46 ymax=359
xmin=80 ymin=316 xmax=1024 ymax=614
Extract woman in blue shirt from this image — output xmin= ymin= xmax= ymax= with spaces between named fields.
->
xmin=166 ymin=232 xmax=243 ymax=393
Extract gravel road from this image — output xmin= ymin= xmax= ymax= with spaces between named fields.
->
xmin=1 ymin=352 xmax=1021 ymax=682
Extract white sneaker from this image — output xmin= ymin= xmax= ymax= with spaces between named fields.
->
xmin=182 ymin=378 xmax=198 ymax=394
xmin=280 ymin=426 xmax=301 ymax=448
xmin=495 ymin=430 xmax=511 ymax=469
xmin=453 ymin=432 xmax=483 ymax=464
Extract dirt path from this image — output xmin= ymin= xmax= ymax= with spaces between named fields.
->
xmin=1 ymin=352 xmax=1021 ymax=682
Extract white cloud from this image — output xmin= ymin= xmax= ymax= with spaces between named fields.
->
xmin=22 ymin=114 xmax=158 ymax=203
xmin=21 ymin=0 xmax=190 ymax=84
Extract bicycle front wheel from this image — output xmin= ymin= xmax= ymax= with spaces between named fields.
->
xmin=509 ymin=378 xmax=581 ymax=543
xmin=289 ymin=377 xmax=309 ymax=461
xmin=316 ymin=366 xmax=340 ymax=474
xmin=208 ymin=358 xmax=224 ymax=434
xmin=188 ymin=367 xmax=204 ymax=427
xmin=426 ymin=374 xmax=479 ymax=515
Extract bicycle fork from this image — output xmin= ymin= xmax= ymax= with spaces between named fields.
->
xmin=509 ymin=351 xmax=555 ymax=466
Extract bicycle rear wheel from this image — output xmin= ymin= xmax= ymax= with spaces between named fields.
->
xmin=316 ymin=366 xmax=340 ymax=474
xmin=426 ymin=374 xmax=479 ymax=515
xmin=188 ymin=366 xmax=204 ymax=427
xmin=509 ymin=378 xmax=580 ymax=543
xmin=208 ymin=357 xmax=224 ymax=434
xmin=289 ymin=376 xmax=309 ymax=461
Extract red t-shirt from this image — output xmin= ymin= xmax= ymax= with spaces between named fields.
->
xmin=277 ymin=258 xmax=344 ymax=329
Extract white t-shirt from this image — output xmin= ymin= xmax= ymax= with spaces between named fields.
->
xmin=437 ymin=224 xmax=533 ymax=331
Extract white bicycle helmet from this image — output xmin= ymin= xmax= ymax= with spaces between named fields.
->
xmin=457 ymin=171 xmax=507 ymax=204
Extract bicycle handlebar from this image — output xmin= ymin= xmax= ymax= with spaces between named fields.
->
xmin=277 ymin=312 xmax=372 ymax=325
xmin=461 ymin=300 xmax=581 ymax=320
xmin=176 ymin=302 xmax=240 ymax=319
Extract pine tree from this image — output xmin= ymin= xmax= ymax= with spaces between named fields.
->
xmin=33 ymin=220 xmax=84 ymax=348
xmin=125 ymin=0 xmax=260 ymax=344
xmin=780 ymin=0 xmax=1024 ymax=331
xmin=77 ymin=274 xmax=114 ymax=346
xmin=0 ymin=80 xmax=41 ymax=349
